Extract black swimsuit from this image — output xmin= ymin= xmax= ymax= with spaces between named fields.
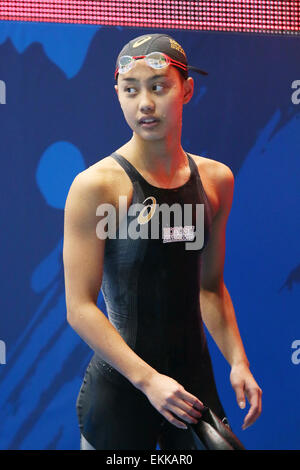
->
xmin=76 ymin=152 xmax=228 ymax=450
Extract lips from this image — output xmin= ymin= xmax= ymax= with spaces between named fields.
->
xmin=138 ymin=117 xmax=160 ymax=124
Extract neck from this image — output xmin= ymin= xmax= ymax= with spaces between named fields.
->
xmin=122 ymin=133 xmax=187 ymax=174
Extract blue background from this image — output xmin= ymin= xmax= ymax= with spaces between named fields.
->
xmin=0 ymin=20 xmax=299 ymax=450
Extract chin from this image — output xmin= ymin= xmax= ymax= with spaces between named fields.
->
xmin=140 ymin=133 xmax=165 ymax=142
xmin=134 ymin=126 xmax=167 ymax=140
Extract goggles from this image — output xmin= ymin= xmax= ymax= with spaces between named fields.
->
xmin=114 ymin=51 xmax=188 ymax=80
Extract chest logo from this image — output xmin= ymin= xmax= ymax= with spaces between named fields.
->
xmin=137 ymin=196 xmax=157 ymax=224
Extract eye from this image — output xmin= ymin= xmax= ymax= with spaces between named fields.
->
xmin=124 ymin=87 xmax=137 ymax=94
xmin=153 ymin=84 xmax=164 ymax=92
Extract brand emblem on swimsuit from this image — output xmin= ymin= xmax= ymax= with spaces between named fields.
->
xmin=163 ymin=226 xmax=195 ymax=243
xmin=133 ymin=36 xmax=152 ymax=48
xmin=137 ymin=196 xmax=157 ymax=224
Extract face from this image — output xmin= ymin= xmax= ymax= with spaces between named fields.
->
xmin=114 ymin=59 xmax=194 ymax=141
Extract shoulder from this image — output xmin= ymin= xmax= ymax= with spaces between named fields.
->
xmin=188 ymin=153 xmax=234 ymax=217
xmin=188 ymin=152 xmax=234 ymax=184
xmin=66 ymin=155 xmax=132 ymax=209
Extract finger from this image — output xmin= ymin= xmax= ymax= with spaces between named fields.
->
xmin=242 ymin=389 xmax=262 ymax=429
xmin=234 ymin=383 xmax=246 ymax=409
xmin=245 ymin=387 xmax=262 ymax=428
xmin=242 ymin=407 xmax=260 ymax=429
xmin=163 ymin=409 xmax=188 ymax=430
xmin=183 ymin=401 xmax=203 ymax=419
xmin=168 ymin=404 xmax=200 ymax=425
xmin=256 ymin=387 xmax=262 ymax=416
xmin=167 ymin=397 xmax=203 ymax=419
xmin=178 ymin=389 xmax=205 ymax=411
xmin=259 ymin=388 xmax=262 ymax=413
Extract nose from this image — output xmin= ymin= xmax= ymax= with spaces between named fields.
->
xmin=139 ymin=89 xmax=155 ymax=113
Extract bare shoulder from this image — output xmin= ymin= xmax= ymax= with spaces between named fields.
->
xmin=189 ymin=153 xmax=234 ymax=182
xmin=66 ymin=155 xmax=133 ymax=208
xmin=188 ymin=153 xmax=234 ymax=217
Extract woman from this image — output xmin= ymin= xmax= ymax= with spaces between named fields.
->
xmin=63 ymin=33 xmax=262 ymax=450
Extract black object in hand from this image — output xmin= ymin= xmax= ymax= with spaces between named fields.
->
xmin=190 ymin=406 xmax=246 ymax=450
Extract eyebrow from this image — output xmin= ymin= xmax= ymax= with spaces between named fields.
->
xmin=121 ymin=74 xmax=169 ymax=83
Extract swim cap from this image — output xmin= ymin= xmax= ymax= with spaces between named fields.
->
xmin=115 ymin=33 xmax=208 ymax=81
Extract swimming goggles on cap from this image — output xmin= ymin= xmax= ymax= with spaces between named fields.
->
xmin=114 ymin=51 xmax=188 ymax=80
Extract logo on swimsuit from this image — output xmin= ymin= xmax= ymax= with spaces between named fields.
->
xmin=162 ymin=225 xmax=195 ymax=243
xmin=0 ymin=340 xmax=6 ymax=365
xmin=137 ymin=197 xmax=197 ymax=243
xmin=137 ymin=196 xmax=157 ymax=224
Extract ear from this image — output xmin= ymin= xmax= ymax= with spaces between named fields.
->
xmin=114 ymin=85 xmax=119 ymax=96
xmin=183 ymin=77 xmax=194 ymax=105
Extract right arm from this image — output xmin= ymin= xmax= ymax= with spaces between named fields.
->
xmin=63 ymin=169 xmax=204 ymax=428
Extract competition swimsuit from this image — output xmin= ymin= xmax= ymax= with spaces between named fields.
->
xmin=76 ymin=151 xmax=228 ymax=450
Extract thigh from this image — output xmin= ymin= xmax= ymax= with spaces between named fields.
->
xmin=77 ymin=365 xmax=164 ymax=450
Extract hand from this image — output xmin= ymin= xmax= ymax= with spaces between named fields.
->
xmin=141 ymin=372 xmax=205 ymax=429
xmin=230 ymin=362 xmax=262 ymax=430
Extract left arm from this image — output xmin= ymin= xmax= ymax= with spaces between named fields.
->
xmin=200 ymin=163 xmax=262 ymax=430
